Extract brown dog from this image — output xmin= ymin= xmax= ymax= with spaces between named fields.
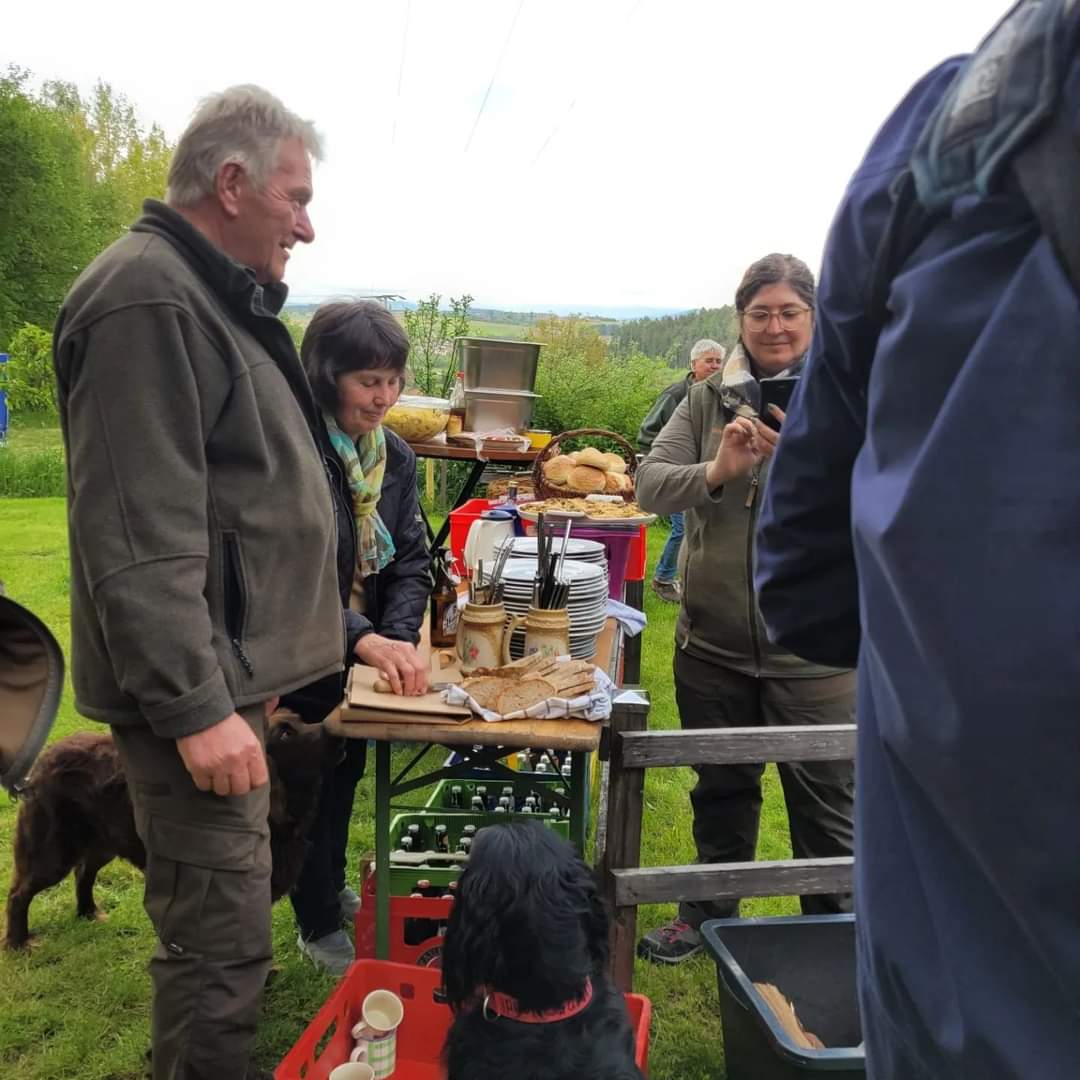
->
xmin=3 ymin=711 xmax=334 ymax=949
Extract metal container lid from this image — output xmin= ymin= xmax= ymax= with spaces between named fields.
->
xmin=463 ymin=387 xmax=540 ymax=398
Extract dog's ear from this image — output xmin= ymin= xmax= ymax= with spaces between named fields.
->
xmin=265 ymin=755 xmax=286 ymax=825
xmin=441 ymin=862 xmax=507 ymax=1011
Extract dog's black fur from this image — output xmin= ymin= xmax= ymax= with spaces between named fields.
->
xmin=3 ymin=712 xmax=332 ymax=949
xmin=441 ymin=822 xmax=643 ymax=1080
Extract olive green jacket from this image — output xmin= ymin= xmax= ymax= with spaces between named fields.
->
xmin=636 ymin=348 xmax=847 ymax=678
xmin=53 ymin=200 xmax=344 ymax=737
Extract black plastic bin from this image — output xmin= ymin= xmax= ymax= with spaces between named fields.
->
xmin=701 ymin=915 xmax=865 ymax=1078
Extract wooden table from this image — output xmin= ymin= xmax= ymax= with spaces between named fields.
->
xmin=406 ymin=438 xmax=538 ymax=551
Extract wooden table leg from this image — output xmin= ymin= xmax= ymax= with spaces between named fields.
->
xmin=375 ymin=739 xmax=391 ymax=960
xmin=599 ymin=694 xmax=650 ymax=992
xmin=570 ymin=749 xmax=588 ymax=855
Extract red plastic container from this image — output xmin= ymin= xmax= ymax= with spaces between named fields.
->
xmin=447 ymin=498 xmax=499 ymax=571
xmin=275 ymin=959 xmax=652 ymax=1079
xmin=354 ymin=868 xmax=451 ymax=968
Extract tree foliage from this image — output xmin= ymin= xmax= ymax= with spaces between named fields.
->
xmin=0 ymin=67 xmax=172 ymax=351
xmin=611 ymin=306 xmax=740 ymax=367
xmin=526 ymin=316 xmax=676 ymax=442
xmin=403 ymin=294 xmax=473 ymax=398
xmin=2 ymin=323 xmax=56 ymax=413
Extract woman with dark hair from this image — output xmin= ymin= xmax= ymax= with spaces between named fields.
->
xmin=283 ymin=300 xmax=430 ymax=974
xmin=634 ymin=254 xmax=855 ymax=964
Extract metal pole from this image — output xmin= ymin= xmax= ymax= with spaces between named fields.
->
xmin=0 ymin=353 xmax=9 ymax=444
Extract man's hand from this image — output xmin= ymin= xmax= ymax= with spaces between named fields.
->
xmin=177 ymin=712 xmax=269 ymax=796
xmin=355 ymin=634 xmax=429 ymax=696
xmin=705 ymin=417 xmax=760 ymax=491
xmin=753 ymin=406 xmax=786 ymax=460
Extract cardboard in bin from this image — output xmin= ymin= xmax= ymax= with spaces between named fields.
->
xmin=701 ymin=915 xmax=865 ymax=1078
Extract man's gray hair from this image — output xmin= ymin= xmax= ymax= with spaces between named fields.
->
xmin=166 ymin=85 xmax=323 ymax=207
xmin=690 ymin=338 xmax=726 ymax=364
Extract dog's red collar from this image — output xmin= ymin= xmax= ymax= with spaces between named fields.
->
xmin=482 ymin=978 xmax=594 ymax=1024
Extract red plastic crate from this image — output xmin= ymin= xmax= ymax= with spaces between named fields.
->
xmin=275 ymin=959 xmax=652 ymax=1079
xmin=354 ymin=865 xmax=451 ymax=968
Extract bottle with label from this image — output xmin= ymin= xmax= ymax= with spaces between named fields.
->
xmin=430 ymin=548 xmax=461 ymax=648
xmin=447 ymin=371 xmax=467 ymax=436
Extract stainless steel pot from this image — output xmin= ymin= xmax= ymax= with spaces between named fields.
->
xmin=464 ymin=388 xmax=539 ymax=433
xmin=457 ymin=338 xmax=541 ymax=393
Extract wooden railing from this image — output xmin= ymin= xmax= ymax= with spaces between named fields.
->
xmin=596 ymin=692 xmax=857 ymax=990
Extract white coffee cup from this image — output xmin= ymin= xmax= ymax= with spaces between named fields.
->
xmin=329 ymin=1064 xmax=375 ymax=1080
xmin=350 ymin=989 xmax=404 ymax=1078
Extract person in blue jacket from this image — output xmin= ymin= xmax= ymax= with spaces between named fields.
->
xmin=754 ymin=4 xmax=1080 ymax=1075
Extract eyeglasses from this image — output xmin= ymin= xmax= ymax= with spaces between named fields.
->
xmin=741 ymin=306 xmax=811 ymax=332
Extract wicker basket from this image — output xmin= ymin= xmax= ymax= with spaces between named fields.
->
xmin=530 ymin=427 xmax=638 ymax=501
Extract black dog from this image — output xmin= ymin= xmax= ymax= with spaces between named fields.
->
xmin=441 ymin=822 xmax=643 ymax=1080
xmin=4 ymin=711 xmax=332 ymax=949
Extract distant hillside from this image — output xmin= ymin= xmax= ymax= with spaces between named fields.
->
xmin=611 ymin=306 xmax=739 ymax=367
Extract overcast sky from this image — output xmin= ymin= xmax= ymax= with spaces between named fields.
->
xmin=7 ymin=0 xmax=1008 ymax=315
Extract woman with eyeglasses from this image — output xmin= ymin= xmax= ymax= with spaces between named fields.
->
xmin=634 ymin=253 xmax=855 ymax=965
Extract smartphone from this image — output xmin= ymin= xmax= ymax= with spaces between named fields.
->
xmin=758 ymin=377 xmax=799 ymax=431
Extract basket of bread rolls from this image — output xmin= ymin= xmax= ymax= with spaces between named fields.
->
xmin=531 ymin=427 xmax=637 ymax=501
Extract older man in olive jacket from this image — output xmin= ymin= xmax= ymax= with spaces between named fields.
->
xmin=52 ymin=86 xmax=341 ymax=1080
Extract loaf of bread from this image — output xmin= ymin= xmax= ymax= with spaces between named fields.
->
xmin=543 ymin=455 xmax=577 ymax=484
xmin=495 ymin=677 xmax=556 ymax=715
xmin=601 ymin=452 xmax=627 ymax=474
xmin=568 ymin=465 xmax=607 ymax=493
xmin=461 ymin=676 xmax=513 ymax=710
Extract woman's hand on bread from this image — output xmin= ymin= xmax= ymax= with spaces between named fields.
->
xmin=355 ymin=634 xmax=429 ymax=696
xmin=705 ymin=417 xmax=760 ymax=491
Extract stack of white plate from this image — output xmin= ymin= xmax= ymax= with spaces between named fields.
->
xmin=497 ymin=558 xmax=609 ymax=660
xmin=506 ymin=536 xmax=607 ymax=572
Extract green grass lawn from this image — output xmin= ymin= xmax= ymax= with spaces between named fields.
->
xmin=0 ymin=502 xmax=796 ymax=1078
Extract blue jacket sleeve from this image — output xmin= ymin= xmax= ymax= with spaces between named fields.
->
xmin=754 ymin=59 xmax=965 ymax=669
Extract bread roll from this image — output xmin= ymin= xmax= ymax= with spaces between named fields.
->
xmin=576 ymin=447 xmax=609 ymax=470
xmin=543 ymin=455 xmax=576 ymax=484
xmin=568 ymin=465 xmax=607 ymax=493
xmin=603 ymin=471 xmax=624 ymax=494
xmin=601 ymin=452 xmax=627 ymax=474
xmin=611 ymin=471 xmax=634 ymax=494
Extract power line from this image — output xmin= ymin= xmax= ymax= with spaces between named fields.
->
xmin=532 ymin=0 xmax=643 ymax=166
xmin=464 ymin=0 xmax=527 ymax=153
xmin=392 ymin=0 xmax=412 ymax=146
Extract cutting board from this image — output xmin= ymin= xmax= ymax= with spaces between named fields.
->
xmin=341 ymin=650 xmax=472 ymax=724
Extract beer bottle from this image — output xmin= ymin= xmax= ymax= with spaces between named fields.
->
xmin=430 ymin=549 xmax=461 ymax=649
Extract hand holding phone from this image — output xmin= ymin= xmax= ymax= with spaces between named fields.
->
xmin=758 ymin=377 xmax=798 ymax=431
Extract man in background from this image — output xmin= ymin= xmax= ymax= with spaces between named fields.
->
xmin=638 ymin=337 xmax=725 ymax=603
xmin=53 ymin=86 xmax=343 ymax=1079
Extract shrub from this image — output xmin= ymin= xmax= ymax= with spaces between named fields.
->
xmin=3 ymin=323 xmax=57 ymax=417
xmin=527 ymin=317 xmax=676 ymax=443
xmin=0 ymin=446 xmax=65 ymax=496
